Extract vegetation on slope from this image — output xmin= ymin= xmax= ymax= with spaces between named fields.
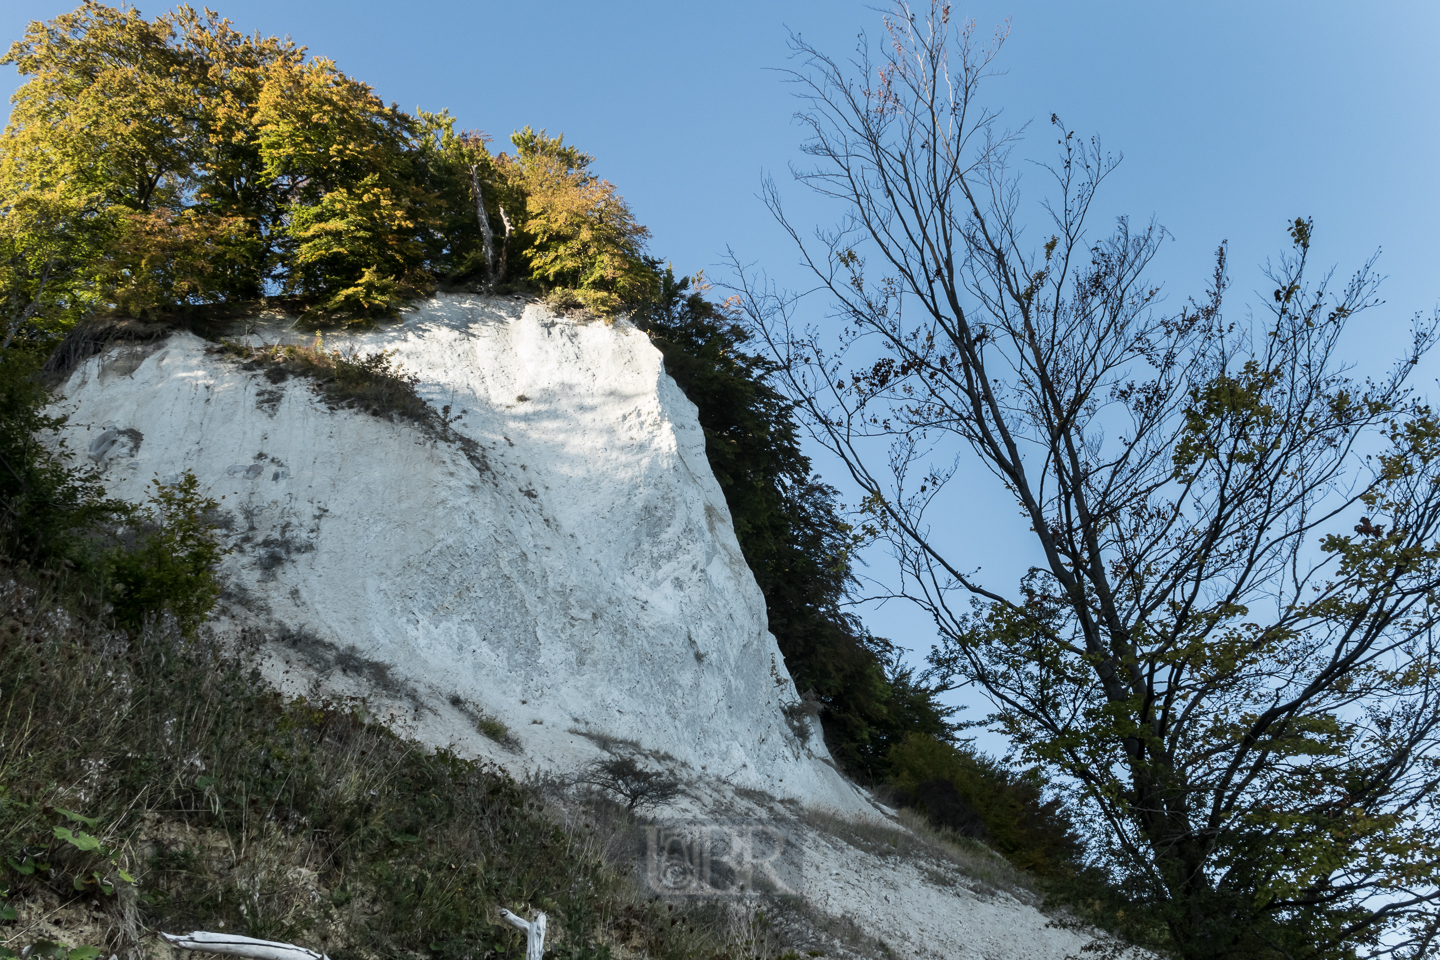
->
xmin=0 ymin=564 xmax=774 ymax=960
xmin=0 ymin=331 xmax=796 ymax=960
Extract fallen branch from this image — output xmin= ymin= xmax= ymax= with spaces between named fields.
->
xmin=159 ymin=931 xmax=328 ymax=960
xmin=499 ymin=908 xmax=547 ymax=960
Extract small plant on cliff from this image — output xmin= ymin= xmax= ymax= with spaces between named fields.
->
xmin=576 ymin=757 xmax=682 ymax=811
xmin=222 ymin=337 xmax=430 ymax=422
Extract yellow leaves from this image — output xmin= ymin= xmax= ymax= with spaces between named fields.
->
xmin=493 ymin=128 xmax=656 ymax=314
xmin=100 ymin=206 xmax=257 ymax=314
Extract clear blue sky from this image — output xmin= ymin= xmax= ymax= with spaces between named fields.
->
xmin=5 ymin=1 xmax=1439 ymax=744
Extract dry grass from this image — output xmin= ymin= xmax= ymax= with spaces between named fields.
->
xmin=218 ymin=339 xmax=431 ymax=423
xmin=213 ymin=339 xmax=488 ymax=475
xmin=799 ymin=807 xmax=1040 ymax=906
xmin=0 ymin=559 xmax=775 ymax=960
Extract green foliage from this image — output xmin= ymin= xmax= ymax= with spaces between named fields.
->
xmin=255 ymin=56 xmax=438 ymax=316
xmin=2 ymin=5 xmax=670 ymax=327
xmin=107 ymin=472 xmax=224 ymax=638
xmin=0 ymin=3 xmax=301 ymax=321
xmin=0 ymin=562 xmax=746 ymax=960
xmin=0 ymin=348 xmax=117 ymax=564
xmin=498 ymin=128 xmax=660 ymax=315
xmin=0 ymin=340 xmax=221 ymax=638
xmin=633 ymin=269 xmax=957 ymax=780
xmin=409 ymin=111 xmax=497 ymax=284
xmin=886 ymin=734 xmax=1084 ymax=879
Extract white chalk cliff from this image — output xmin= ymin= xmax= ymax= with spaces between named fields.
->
xmin=53 ymin=294 xmax=1096 ymax=959
xmin=55 ymin=295 xmax=859 ymax=807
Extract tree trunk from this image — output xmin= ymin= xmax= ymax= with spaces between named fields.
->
xmin=469 ymin=164 xmax=498 ymax=286
xmin=496 ymin=204 xmax=513 ymax=286
xmin=161 ymin=931 xmax=328 ymax=960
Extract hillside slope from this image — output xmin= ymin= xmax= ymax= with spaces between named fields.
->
xmin=48 ymin=294 xmax=1098 ymax=960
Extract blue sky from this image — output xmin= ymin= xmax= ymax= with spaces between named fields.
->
xmin=5 ymin=0 xmax=1439 ymax=744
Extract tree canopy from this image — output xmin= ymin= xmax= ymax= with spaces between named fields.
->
xmin=0 ymin=2 xmax=658 ymax=330
xmin=739 ymin=3 xmax=1440 ymax=957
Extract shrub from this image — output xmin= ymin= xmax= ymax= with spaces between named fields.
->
xmin=0 ymin=348 xmax=119 ymax=566
xmin=107 ymin=472 xmax=224 ymax=638
xmin=887 ymin=733 xmax=1085 ymax=879
xmin=575 ymin=757 xmax=681 ymax=811
xmin=0 ymin=564 xmax=746 ymax=960
xmin=901 ymin=778 xmax=988 ymax=841
xmin=221 ymin=337 xmax=431 ymax=422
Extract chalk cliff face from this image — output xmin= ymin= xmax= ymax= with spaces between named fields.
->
xmin=55 ymin=295 xmax=865 ymax=811
xmin=52 ymin=294 xmax=1106 ymax=959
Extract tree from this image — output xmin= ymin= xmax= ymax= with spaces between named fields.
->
xmin=0 ymin=3 xmax=301 ymax=320
xmin=255 ymin=55 xmax=438 ymax=315
xmin=735 ymin=3 xmax=1440 ymax=957
xmin=496 ymin=128 xmax=657 ymax=314
xmin=575 ymin=756 xmax=681 ymax=811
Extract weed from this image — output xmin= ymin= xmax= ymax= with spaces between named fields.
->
xmin=800 ymin=807 xmax=1038 ymax=905
xmin=447 ymin=694 xmax=519 ymax=750
xmin=219 ymin=338 xmax=429 ymax=423
xmin=214 ymin=339 xmax=489 ymax=475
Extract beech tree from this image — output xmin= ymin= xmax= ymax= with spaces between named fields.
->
xmin=0 ymin=3 xmax=301 ymax=316
xmin=496 ymin=127 xmax=658 ymax=314
xmin=737 ymin=4 xmax=1440 ymax=957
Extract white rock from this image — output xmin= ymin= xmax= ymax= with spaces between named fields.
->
xmin=54 ymin=295 xmax=862 ymax=810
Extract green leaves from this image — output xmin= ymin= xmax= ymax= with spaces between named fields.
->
xmin=51 ymin=827 xmax=102 ymax=854
xmin=53 ymin=808 xmax=97 ymax=829
xmin=107 ymin=471 xmax=225 ymax=638
xmin=1172 ymin=360 xmax=1281 ymax=474
xmin=12 ymin=942 xmax=100 ymax=960
xmin=496 ymin=128 xmax=659 ymax=316
xmin=1 ymin=3 xmax=666 ymax=325
xmin=255 ymin=57 xmax=438 ymax=315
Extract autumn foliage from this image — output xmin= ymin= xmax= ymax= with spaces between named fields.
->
xmin=0 ymin=2 xmax=659 ymax=329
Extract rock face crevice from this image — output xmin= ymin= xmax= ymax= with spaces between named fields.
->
xmin=55 ymin=294 xmax=866 ymax=811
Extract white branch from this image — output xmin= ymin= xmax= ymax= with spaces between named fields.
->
xmin=499 ymin=909 xmax=547 ymax=960
xmin=159 ymin=931 xmax=328 ymax=960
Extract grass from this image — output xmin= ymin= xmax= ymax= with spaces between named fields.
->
xmin=213 ymin=338 xmax=488 ymax=475
xmin=0 ymin=558 xmax=783 ymax=960
xmin=447 ymin=694 xmax=519 ymax=751
xmin=799 ymin=806 xmax=1040 ymax=906
xmin=218 ymin=338 xmax=432 ymax=424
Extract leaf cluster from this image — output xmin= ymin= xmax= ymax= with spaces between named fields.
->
xmin=0 ymin=346 xmax=224 ymax=636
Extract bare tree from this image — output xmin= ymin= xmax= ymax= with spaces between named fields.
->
xmin=734 ymin=4 xmax=1440 ymax=957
